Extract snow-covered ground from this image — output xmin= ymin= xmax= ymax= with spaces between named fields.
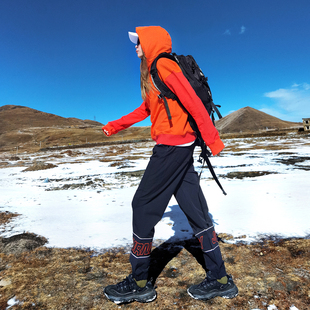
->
xmin=1 ymin=133 xmax=309 ymax=250
xmin=1 ymin=134 xmax=309 ymax=310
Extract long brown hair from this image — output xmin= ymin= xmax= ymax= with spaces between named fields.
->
xmin=140 ymin=54 xmax=153 ymax=101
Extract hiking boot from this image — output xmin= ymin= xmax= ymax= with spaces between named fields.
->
xmin=187 ymin=272 xmax=238 ymax=301
xmin=104 ymin=274 xmax=157 ymax=304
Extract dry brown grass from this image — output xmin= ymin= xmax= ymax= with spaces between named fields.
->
xmin=22 ymin=161 xmax=58 ymax=172
xmin=0 ymin=124 xmax=151 ymax=154
xmin=0 ymin=226 xmax=309 ymax=310
xmin=0 ymin=212 xmax=20 ymax=227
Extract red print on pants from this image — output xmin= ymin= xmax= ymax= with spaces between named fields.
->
xmin=212 ymin=231 xmax=218 ymax=245
xmin=132 ymin=240 xmax=152 ymax=257
xmin=198 ymin=236 xmax=203 ymax=248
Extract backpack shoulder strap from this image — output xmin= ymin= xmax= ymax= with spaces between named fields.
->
xmin=199 ymin=143 xmax=227 ymax=195
xmin=150 ymin=53 xmax=179 ymax=101
xmin=151 ymin=53 xmax=189 ymax=120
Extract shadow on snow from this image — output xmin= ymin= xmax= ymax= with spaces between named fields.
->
xmin=148 ymin=204 xmax=218 ymax=285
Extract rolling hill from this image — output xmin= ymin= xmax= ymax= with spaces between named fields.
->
xmin=0 ymin=105 xmax=102 ymax=133
xmin=0 ymin=105 xmax=150 ymax=152
xmin=215 ymin=106 xmax=301 ymax=134
xmin=0 ymin=105 xmax=302 ymax=152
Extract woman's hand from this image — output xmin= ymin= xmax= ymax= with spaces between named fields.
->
xmin=102 ymin=124 xmax=115 ymax=137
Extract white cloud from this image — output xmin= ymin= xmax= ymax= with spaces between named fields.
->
xmin=264 ymin=88 xmax=297 ymax=105
xmin=303 ymin=82 xmax=310 ymax=90
xmin=263 ymin=83 xmax=310 ymax=121
xmin=259 ymin=107 xmax=293 ymax=121
xmin=223 ymin=26 xmax=246 ymax=36
xmin=239 ymin=26 xmax=246 ymax=34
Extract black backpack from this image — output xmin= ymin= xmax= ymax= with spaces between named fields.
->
xmin=150 ymin=52 xmax=226 ymax=195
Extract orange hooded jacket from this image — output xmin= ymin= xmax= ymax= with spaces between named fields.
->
xmin=102 ymin=26 xmax=224 ymax=155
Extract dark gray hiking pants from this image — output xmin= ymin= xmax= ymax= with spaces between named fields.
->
xmin=130 ymin=144 xmax=227 ymax=281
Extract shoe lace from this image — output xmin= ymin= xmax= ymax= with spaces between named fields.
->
xmin=199 ymin=272 xmax=222 ymax=289
xmin=116 ymin=275 xmax=136 ymax=291
xmin=199 ymin=277 xmax=214 ymax=288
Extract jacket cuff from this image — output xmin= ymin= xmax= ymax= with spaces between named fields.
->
xmin=102 ymin=123 xmax=117 ymax=136
xmin=209 ymin=138 xmax=225 ymax=156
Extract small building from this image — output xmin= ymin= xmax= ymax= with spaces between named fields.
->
xmin=302 ymin=118 xmax=310 ymax=131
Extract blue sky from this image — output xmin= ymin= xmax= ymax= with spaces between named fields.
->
xmin=1 ymin=0 xmax=310 ymax=126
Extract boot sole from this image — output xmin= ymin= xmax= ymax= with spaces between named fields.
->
xmin=187 ymin=285 xmax=238 ymax=301
xmin=104 ymin=290 xmax=157 ymax=304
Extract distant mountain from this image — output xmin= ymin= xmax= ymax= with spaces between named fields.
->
xmin=0 ymin=105 xmax=103 ymax=134
xmin=0 ymin=105 xmax=303 ymax=152
xmin=0 ymin=105 xmax=149 ymax=152
xmin=215 ymin=106 xmax=301 ymax=134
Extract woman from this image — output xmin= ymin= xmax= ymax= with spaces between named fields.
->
xmin=103 ymin=26 xmax=238 ymax=304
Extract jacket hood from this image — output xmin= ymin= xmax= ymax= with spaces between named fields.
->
xmin=136 ymin=26 xmax=172 ymax=68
